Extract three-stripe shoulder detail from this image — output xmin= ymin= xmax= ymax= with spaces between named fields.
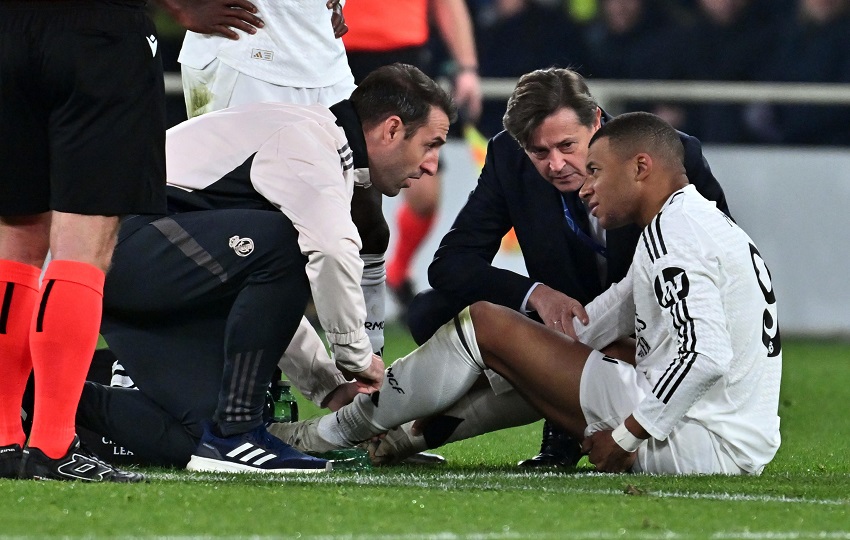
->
xmin=338 ymin=143 xmax=354 ymax=172
xmin=642 ymin=211 xmax=668 ymax=262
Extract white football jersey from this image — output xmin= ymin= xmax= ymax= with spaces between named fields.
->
xmin=179 ymin=0 xmax=352 ymax=89
xmin=633 ymin=185 xmax=782 ymax=473
xmin=577 ymin=185 xmax=782 ymax=474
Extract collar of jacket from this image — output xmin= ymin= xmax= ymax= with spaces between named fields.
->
xmin=330 ymin=99 xmax=371 ymax=188
xmin=330 ymin=99 xmax=369 ymax=170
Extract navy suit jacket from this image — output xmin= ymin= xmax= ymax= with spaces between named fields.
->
xmin=407 ymin=122 xmax=731 ymax=344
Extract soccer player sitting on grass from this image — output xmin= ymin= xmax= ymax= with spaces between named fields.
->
xmin=74 ymin=64 xmax=456 ymax=474
xmin=272 ymin=112 xmax=782 ymax=475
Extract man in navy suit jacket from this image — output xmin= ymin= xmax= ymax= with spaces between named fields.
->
xmin=405 ymin=68 xmax=731 ymax=467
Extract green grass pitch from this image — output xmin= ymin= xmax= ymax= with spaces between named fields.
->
xmin=2 ymin=324 xmax=848 ymax=539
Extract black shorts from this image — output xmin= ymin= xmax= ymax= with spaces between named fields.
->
xmin=0 ymin=1 xmax=166 ymax=216
xmin=346 ymin=46 xmax=431 ymax=85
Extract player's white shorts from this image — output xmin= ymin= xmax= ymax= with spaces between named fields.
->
xmin=181 ymin=59 xmax=357 ymax=118
xmin=580 ymin=350 xmax=744 ymax=475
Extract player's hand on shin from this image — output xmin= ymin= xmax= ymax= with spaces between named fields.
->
xmin=338 ymin=353 xmax=385 ymax=394
xmin=321 ymin=382 xmax=362 ymax=411
xmin=326 ymin=0 xmax=348 ymax=38
xmin=159 ymin=0 xmax=264 ymax=40
xmin=528 ymin=284 xmax=588 ymax=339
xmin=581 ymin=430 xmax=638 ymax=473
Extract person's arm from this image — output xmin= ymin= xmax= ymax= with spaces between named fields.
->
xmin=572 ymin=267 xmax=635 ymax=346
xmin=631 ymin=244 xmax=732 ymax=439
xmin=679 ymin=132 xmax=732 ymax=218
xmin=431 ymin=0 xmax=482 ymax=121
xmin=428 ymin=137 xmax=536 ymax=310
xmin=155 ymin=0 xmax=264 ymax=40
xmin=278 ymin=317 xmax=365 ymax=408
xmin=525 ymin=284 xmax=588 ymax=336
xmin=327 ymin=0 xmax=348 ymax=39
xmin=252 ymin=125 xmax=380 ymax=387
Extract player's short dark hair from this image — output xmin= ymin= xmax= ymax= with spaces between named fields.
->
xmin=503 ymin=67 xmax=598 ymax=148
xmin=589 ymin=111 xmax=685 ymax=166
xmin=350 ymin=63 xmax=457 ymax=139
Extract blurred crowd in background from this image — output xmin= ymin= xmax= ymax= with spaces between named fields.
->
xmin=151 ymin=0 xmax=850 ymax=146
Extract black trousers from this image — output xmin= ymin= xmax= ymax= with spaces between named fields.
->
xmin=77 ymin=209 xmax=309 ymax=466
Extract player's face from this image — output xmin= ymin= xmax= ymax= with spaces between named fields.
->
xmin=524 ymin=107 xmax=601 ymax=194
xmin=370 ymin=107 xmax=450 ymax=197
xmin=580 ymin=137 xmax=640 ymax=229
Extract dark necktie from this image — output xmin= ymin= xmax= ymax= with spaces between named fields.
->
xmin=560 ymin=193 xmax=606 ymax=257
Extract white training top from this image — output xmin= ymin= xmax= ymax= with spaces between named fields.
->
xmin=577 ymin=185 xmax=782 ymax=474
xmin=165 ymin=101 xmax=373 ymax=374
xmin=179 ymin=0 xmax=351 ymax=88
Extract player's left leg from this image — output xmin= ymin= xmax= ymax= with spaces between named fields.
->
xmin=369 ymin=385 xmax=541 ymax=465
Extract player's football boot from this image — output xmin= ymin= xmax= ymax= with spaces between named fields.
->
xmin=186 ymin=423 xmax=330 ymax=474
xmin=271 ymin=418 xmax=447 ymax=466
xmin=0 ymin=444 xmax=23 ymax=479
xmin=517 ymin=420 xmax=583 ymax=468
xmin=365 ymin=422 xmax=446 ymax=466
xmin=18 ymin=436 xmax=145 ymax=482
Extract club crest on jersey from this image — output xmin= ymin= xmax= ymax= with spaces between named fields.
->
xmin=229 ymin=236 xmax=254 ymax=257
xmin=654 ymin=267 xmax=689 ymax=307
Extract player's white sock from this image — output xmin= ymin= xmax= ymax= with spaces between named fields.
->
xmin=360 ymin=253 xmax=385 ymax=355
xmin=318 ymin=307 xmax=485 ymax=446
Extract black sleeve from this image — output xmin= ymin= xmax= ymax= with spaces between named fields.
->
xmin=680 ymin=132 xmax=733 ymax=219
xmin=427 ymin=136 xmax=537 ymax=311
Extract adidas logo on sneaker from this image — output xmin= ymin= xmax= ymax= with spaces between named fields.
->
xmin=186 ymin=423 xmax=330 ymax=474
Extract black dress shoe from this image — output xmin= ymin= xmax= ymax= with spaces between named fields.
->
xmin=518 ymin=420 xmax=583 ymax=468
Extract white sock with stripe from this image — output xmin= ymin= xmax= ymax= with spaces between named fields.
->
xmin=318 ymin=307 xmax=485 ymax=446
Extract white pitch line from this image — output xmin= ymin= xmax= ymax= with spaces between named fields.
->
xmin=145 ymin=471 xmax=849 ymax=507
xmin=713 ymin=533 xmax=850 ymax=539
xmin=5 ymin=532 xmax=848 ymax=540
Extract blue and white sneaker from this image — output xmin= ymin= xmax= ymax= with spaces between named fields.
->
xmin=186 ymin=423 xmax=331 ymax=474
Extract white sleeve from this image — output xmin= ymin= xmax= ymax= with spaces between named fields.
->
xmin=278 ymin=317 xmax=349 ymax=407
xmin=632 ymin=246 xmax=732 ymax=440
xmin=252 ymin=125 xmax=372 ymax=373
xmin=573 ymin=266 xmax=635 ymax=350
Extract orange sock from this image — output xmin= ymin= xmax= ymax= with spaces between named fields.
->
xmin=387 ymin=203 xmax=435 ymax=289
xmin=28 ymin=260 xmax=105 ymax=458
xmin=0 ymin=260 xmax=41 ymax=447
